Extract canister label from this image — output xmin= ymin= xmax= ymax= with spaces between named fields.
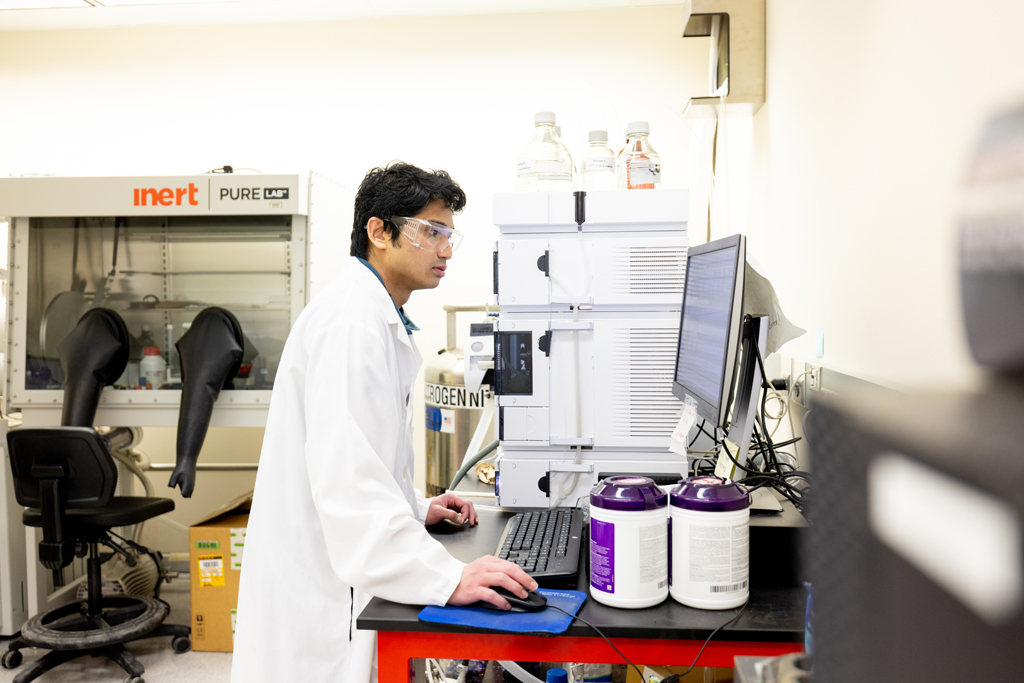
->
xmin=639 ymin=522 xmax=668 ymax=588
xmin=689 ymin=523 xmax=749 ymax=592
xmin=424 ymin=382 xmax=487 ymax=409
xmin=426 ymin=406 xmax=456 ymax=434
xmin=668 ymin=517 xmax=672 ymax=587
xmin=590 ymin=519 xmax=615 ymax=593
xmin=426 ymin=405 xmax=441 ymax=432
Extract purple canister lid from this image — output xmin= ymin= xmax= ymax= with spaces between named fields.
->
xmin=670 ymin=476 xmax=751 ymax=512
xmin=590 ymin=476 xmax=667 ymax=511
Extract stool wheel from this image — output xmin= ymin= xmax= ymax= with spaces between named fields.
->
xmin=172 ymin=635 xmax=191 ymax=654
xmin=124 ymin=676 xmax=144 ymax=683
xmin=1 ymin=649 xmax=22 ymax=669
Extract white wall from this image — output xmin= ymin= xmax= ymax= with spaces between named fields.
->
xmin=0 ymin=8 xmax=708 ymax=532
xmin=715 ymin=0 xmax=1024 ymax=390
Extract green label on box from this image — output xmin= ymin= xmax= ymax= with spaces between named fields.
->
xmin=195 ymin=540 xmax=220 ymax=550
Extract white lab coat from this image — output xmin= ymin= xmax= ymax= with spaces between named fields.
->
xmin=231 ymin=257 xmax=465 ymax=683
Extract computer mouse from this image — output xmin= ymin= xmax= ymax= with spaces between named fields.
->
xmin=471 ymin=587 xmax=547 ymax=613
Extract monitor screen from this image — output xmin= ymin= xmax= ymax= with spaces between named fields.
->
xmin=674 ymin=243 xmax=740 ymax=416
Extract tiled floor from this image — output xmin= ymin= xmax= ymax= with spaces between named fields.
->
xmin=1 ymin=576 xmax=232 ymax=683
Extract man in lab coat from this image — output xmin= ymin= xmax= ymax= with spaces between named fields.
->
xmin=231 ymin=162 xmax=536 ymax=683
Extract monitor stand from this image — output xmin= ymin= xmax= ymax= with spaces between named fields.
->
xmin=715 ymin=314 xmax=769 ymax=481
xmin=749 ymin=487 xmax=784 ymax=513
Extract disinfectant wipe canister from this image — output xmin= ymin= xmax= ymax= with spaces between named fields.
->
xmin=669 ymin=476 xmax=751 ymax=609
xmin=589 ymin=476 xmax=668 ymax=609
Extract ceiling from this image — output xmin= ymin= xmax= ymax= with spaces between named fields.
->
xmin=0 ymin=0 xmax=683 ymax=31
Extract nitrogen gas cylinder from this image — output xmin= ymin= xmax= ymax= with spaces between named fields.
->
xmin=423 ymin=305 xmax=493 ymax=496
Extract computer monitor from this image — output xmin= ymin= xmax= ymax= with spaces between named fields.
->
xmin=671 ymin=233 xmax=767 ymax=479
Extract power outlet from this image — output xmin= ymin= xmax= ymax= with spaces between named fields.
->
xmin=808 ymin=365 xmax=822 ymax=391
xmin=786 ymin=358 xmax=807 ymax=407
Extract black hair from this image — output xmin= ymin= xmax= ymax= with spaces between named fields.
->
xmin=350 ymin=161 xmax=467 ymax=259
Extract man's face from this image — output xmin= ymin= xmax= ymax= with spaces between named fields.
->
xmin=386 ymin=199 xmax=455 ymax=293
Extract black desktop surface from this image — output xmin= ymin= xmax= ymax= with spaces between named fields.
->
xmin=357 ymin=507 xmax=806 ymax=642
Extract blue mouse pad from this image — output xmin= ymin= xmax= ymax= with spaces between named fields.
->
xmin=418 ymin=589 xmax=586 ymax=635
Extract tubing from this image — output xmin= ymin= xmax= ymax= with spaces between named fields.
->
xmin=554 ymin=229 xmax=589 ymax=507
xmin=461 ymin=394 xmax=495 ymax=468
xmin=497 ymin=661 xmax=545 ymax=683
xmin=102 ymin=426 xmax=143 ymax=453
xmin=448 ymin=440 xmax=499 ymax=491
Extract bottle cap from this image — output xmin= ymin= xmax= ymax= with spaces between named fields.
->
xmin=670 ymin=475 xmax=751 ymax=512
xmin=588 ymin=130 xmax=608 ymax=142
xmin=546 ymin=669 xmax=568 ymax=683
xmin=590 ymin=476 xmax=667 ymax=511
xmin=143 ymin=346 xmax=161 ymax=356
xmin=626 ymin=121 xmax=650 ymax=135
xmin=534 ymin=111 xmax=556 ymax=125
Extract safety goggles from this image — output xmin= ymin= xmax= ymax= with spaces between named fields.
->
xmin=386 ymin=216 xmax=463 ymax=253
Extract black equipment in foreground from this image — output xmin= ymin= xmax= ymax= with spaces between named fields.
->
xmin=807 ymin=387 xmax=1024 ymax=683
xmin=494 ymin=509 xmax=585 ymax=585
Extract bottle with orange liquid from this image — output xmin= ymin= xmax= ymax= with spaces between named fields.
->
xmin=617 ymin=121 xmax=661 ymax=190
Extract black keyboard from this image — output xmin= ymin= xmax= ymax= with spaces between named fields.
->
xmin=494 ymin=509 xmax=584 ymax=585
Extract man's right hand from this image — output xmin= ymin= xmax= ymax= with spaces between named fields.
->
xmin=447 ymin=556 xmax=539 ymax=610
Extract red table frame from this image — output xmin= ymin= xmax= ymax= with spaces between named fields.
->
xmin=377 ymin=630 xmax=803 ymax=683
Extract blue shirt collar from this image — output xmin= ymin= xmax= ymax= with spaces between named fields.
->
xmin=356 ymin=257 xmax=420 ymax=335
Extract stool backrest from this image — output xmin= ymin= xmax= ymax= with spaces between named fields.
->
xmin=8 ymin=427 xmax=117 ymax=509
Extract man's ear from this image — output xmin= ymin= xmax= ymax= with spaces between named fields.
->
xmin=366 ymin=217 xmax=388 ymax=252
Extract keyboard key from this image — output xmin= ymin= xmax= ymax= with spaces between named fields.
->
xmin=495 ymin=509 xmax=582 ymax=581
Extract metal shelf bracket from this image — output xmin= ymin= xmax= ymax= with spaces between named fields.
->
xmin=682 ymin=0 xmax=765 ymax=118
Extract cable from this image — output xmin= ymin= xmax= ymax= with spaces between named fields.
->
xmin=547 ymin=603 xmax=748 ymax=683
xmin=695 ymin=419 xmax=719 ymax=446
xmin=659 ymin=604 xmax=749 ymax=682
xmin=208 ymin=165 xmax=262 ymax=174
xmin=546 ymin=605 xmax=643 ymax=682
xmin=768 ymin=436 xmax=802 ymax=450
xmin=681 ymin=330 xmax=810 ymax=507
xmin=747 ymin=334 xmax=811 ymax=509
xmin=724 ymin=426 xmax=807 ymax=509
xmin=786 ymin=370 xmax=812 ymax=461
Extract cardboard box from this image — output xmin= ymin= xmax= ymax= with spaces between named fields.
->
xmin=188 ymin=490 xmax=252 ymax=652
xmin=625 ymin=665 xmax=733 ymax=683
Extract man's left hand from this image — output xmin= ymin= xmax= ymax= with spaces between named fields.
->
xmin=425 ymin=493 xmax=478 ymax=526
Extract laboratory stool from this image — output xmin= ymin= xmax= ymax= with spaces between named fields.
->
xmin=1 ymin=427 xmax=191 ymax=683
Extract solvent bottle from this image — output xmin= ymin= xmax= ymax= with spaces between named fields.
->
xmin=516 ymin=112 xmax=573 ymax=192
xmin=617 ymin=121 xmax=661 ymax=190
xmin=581 ymin=130 xmax=616 ymax=191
